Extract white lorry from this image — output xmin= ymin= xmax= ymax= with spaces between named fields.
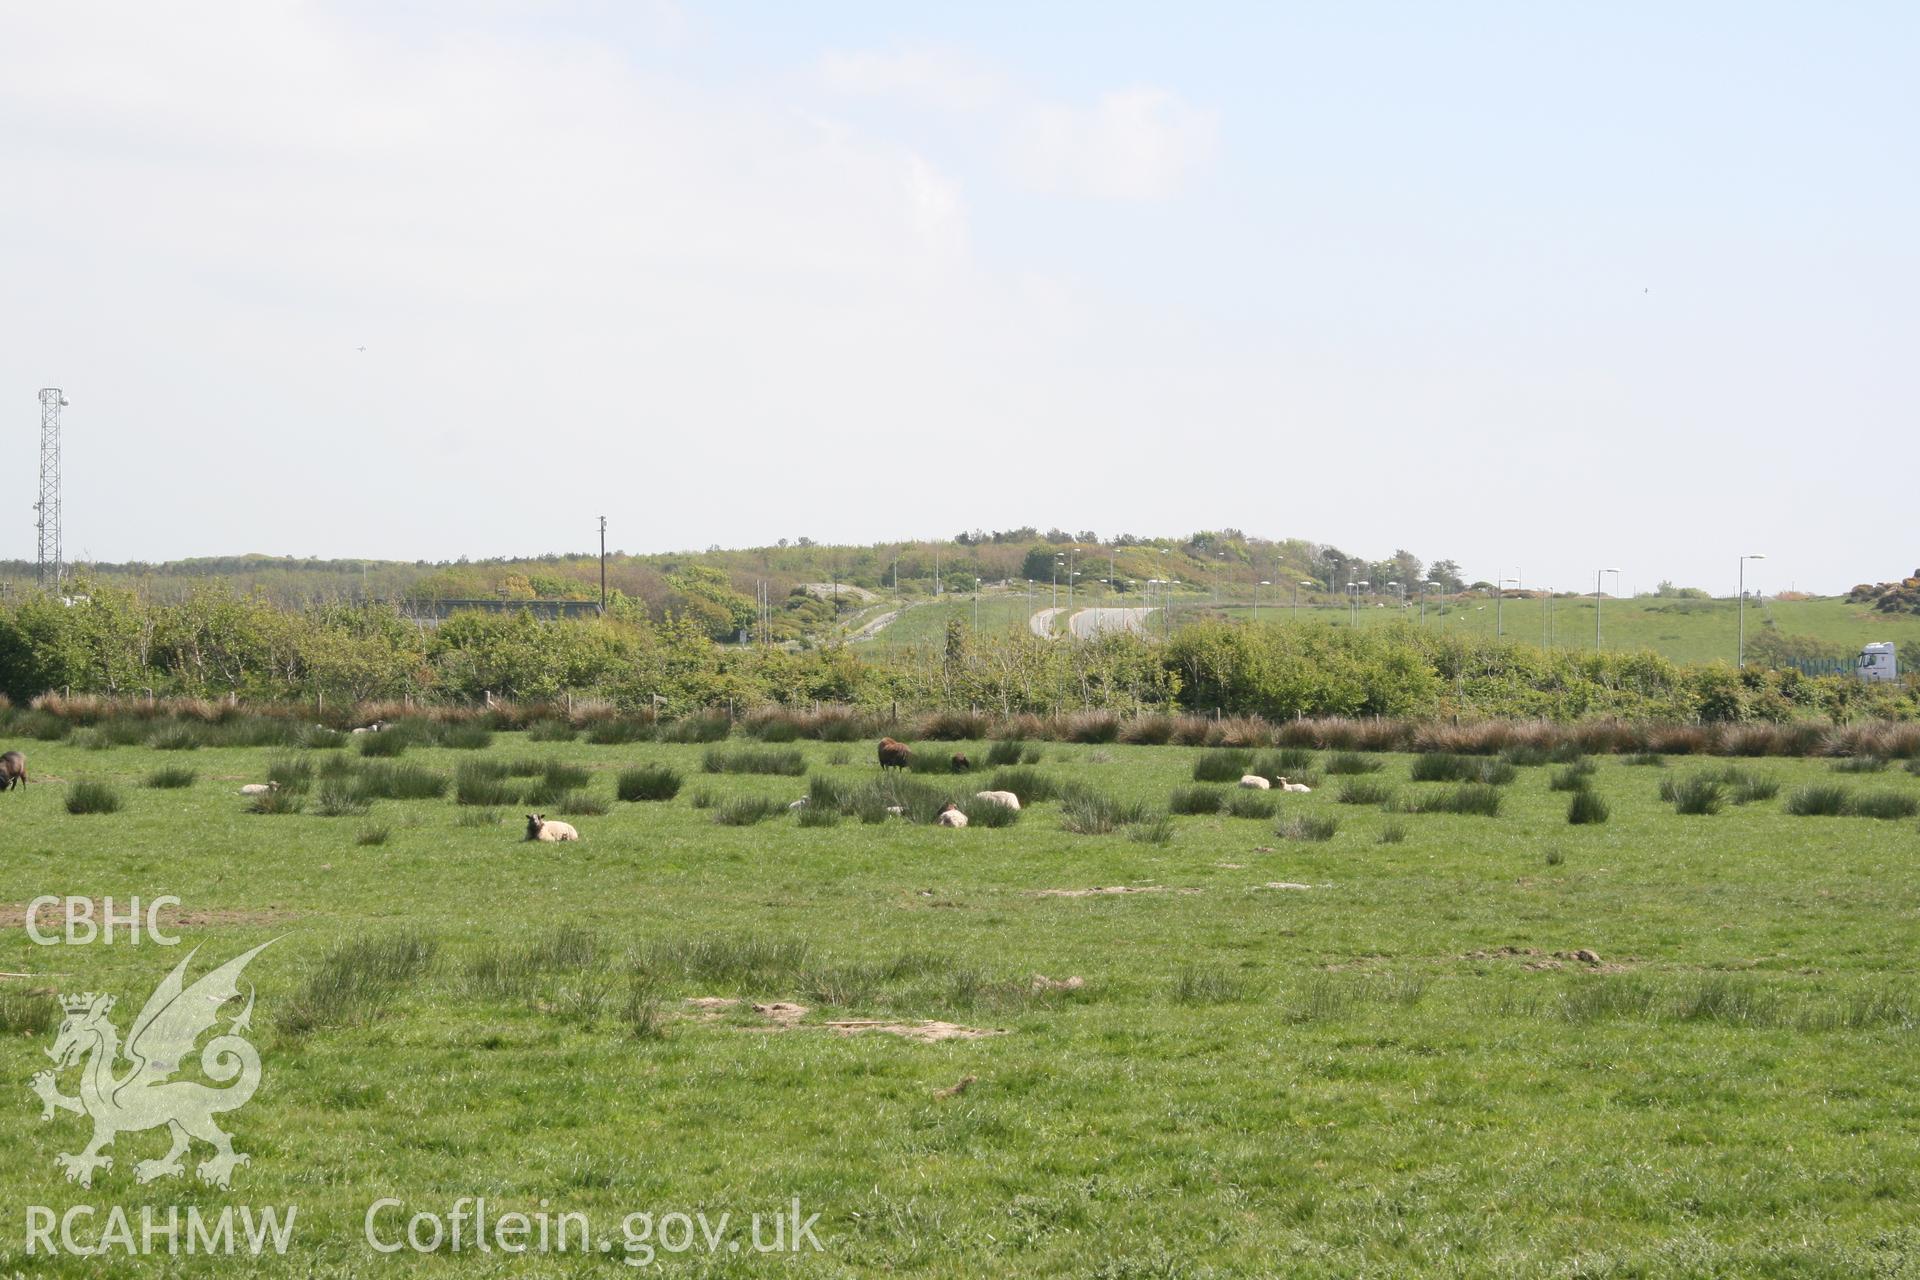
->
xmin=1856 ymin=642 xmax=1898 ymax=683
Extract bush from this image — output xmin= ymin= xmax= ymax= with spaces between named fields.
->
xmin=989 ymin=767 xmax=1059 ymax=803
xmin=714 ymin=796 xmax=786 ymax=826
xmin=702 ymin=747 xmax=806 ymax=776
xmin=1403 ymin=784 xmax=1504 ymax=816
xmin=1567 ymin=790 xmax=1610 ymax=825
xmin=1278 ymin=814 xmax=1338 ymax=842
xmin=1335 ymin=778 xmax=1396 ymax=806
xmin=1849 ymin=792 xmax=1919 ymax=821
xmin=65 ymin=781 xmax=123 ymax=815
xmin=357 ymin=763 xmax=449 ymax=800
xmin=1169 ymin=786 xmax=1226 ymax=816
xmin=617 ymin=765 xmax=682 ymax=802
xmin=146 ymin=765 xmax=196 ymax=789
xmin=1661 ymin=775 xmax=1725 ymax=815
xmin=1192 ymin=749 xmax=1253 ymax=783
xmin=1224 ymin=789 xmax=1278 ymax=819
xmin=1323 ymin=751 xmax=1383 ymax=776
xmin=525 ymin=718 xmax=577 ymax=743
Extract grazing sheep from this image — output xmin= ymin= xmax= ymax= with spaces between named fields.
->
xmin=1238 ymin=775 xmax=1271 ymax=790
xmin=238 ymin=781 xmax=280 ymax=796
xmin=885 ymin=805 xmax=905 ymax=816
xmin=877 ymin=737 xmax=912 ymax=770
xmin=788 ymin=798 xmax=809 ymax=811
xmin=950 ymin=752 xmax=970 ymax=773
xmin=0 ymin=750 xmax=26 ymax=791
xmin=525 ymin=813 xmax=579 ymax=842
xmin=935 ymin=802 xmax=968 ymax=828
xmin=350 ymin=720 xmax=390 ymax=735
xmin=974 ymin=790 xmax=1021 ymax=811
xmin=1277 ymin=777 xmax=1313 ymax=793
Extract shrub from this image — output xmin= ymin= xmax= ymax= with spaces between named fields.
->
xmin=1567 ymin=789 xmax=1610 ymax=825
xmin=1059 ymin=791 xmax=1152 ymax=835
xmin=248 ymin=788 xmax=305 ymax=815
xmin=312 ymin=781 xmax=371 ymax=817
xmin=358 ymin=763 xmax=449 ymax=800
xmin=356 ymin=730 xmax=409 ymax=758
xmin=1403 ymin=784 xmax=1504 ymax=817
xmin=1784 ymin=784 xmax=1851 ymax=816
xmin=1192 ymin=749 xmax=1253 ymax=783
xmin=146 ymin=766 xmax=196 ymax=790
xmin=702 ymin=747 xmax=806 ymax=776
xmin=617 ymin=765 xmax=682 ymax=802
xmin=1278 ymin=814 xmax=1338 ymax=842
xmin=989 ymin=767 xmax=1059 ymax=803
xmin=355 ymin=825 xmax=391 ymax=846
xmin=1849 ymin=792 xmax=1919 ymax=821
xmin=1662 ymin=775 xmax=1725 ymax=815
xmin=65 ymin=781 xmax=123 ymax=815
xmin=1336 ymin=779 xmax=1396 ymax=806
xmin=1169 ymin=786 xmax=1226 ymax=816
xmin=1323 ymin=751 xmax=1383 ymax=776
xmin=525 ymin=718 xmax=577 ymax=743
xmin=1224 ymin=789 xmax=1278 ymax=819
xmin=714 ymin=796 xmax=786 ymax=826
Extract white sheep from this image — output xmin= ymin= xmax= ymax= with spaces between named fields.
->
xmin=935 ymin=802 xmax=969 ymax=828
xmin=525 ymin=813 xmax=579 ymax=842
xmin=1238 ymin=775 xmax=1271 ymax=790
xmin=973 ymin=790 xmax=1021 ymax=811
xmin=788 ymin=798 xmax=809 ymax=811
xmin=1277 ymin=777 xmax=1313 ymax=793
xmin=238 ymin=781 xmax=279 ymax=796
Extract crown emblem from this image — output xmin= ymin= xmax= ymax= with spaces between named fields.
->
xmin=60 ymin=992 xmax=112 ymax=1015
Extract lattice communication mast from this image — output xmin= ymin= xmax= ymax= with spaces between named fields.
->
xmin=36 ymin=388 xmax=66 ymax=591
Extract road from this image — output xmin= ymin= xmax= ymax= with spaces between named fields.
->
xmin=1067 ymin=607 xmax=1155 ymax=639
xmin=1029 ymin=607 xmax=1064 ymax=638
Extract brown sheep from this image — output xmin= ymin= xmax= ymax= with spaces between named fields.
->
xmin=0 ymin=750 xmax=25 ymax=791
xmin=950 ymin=752 xmax=970 ymax=773
xmin=877 ymin=737 xmax=911 ymax=770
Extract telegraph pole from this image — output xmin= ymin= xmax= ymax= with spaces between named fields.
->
xmin=598 ymin=516 xmax=608 ymax=615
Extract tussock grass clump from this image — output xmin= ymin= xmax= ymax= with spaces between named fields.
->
xmin=985 ymin=738 xmax=1041 ymax=767
xmin=1322 ymin=751 xmax=1383 ymax=776
xmin=539 ymin=760 xmax=592 ymax=791
xmin=662 ymin=715 xmax=731 ymax=744
xmin=796 ymin=803 xmax=840 ymax=828
xmin=0 ymin=988 xmax=60 ymax=1035
xmin=65 ymin=781 xmax=123 ymax=815
xmin=1402 ymin=784 xmax=1504 ymax=817
xmin=1567 ymin=789 xmax=1610 ymax=825
xmin=633 ymin=933 xmax=813 ymax=987
xmin=1224 ymin=789 xmax=1278 ymax=819
xmin=1127 ymin=815 xmax=1175 ymax=845
xmin=958 ymin=795 xmax=1020 ymax=827
xmin=248 ymin=788 xmax=305 ymax=815
xmin=1848 ymin=791 xmax=1919 ymax=820
xmin=149 ymin=724 xmax=203 ymax=751
xmin=1170 ymin=966 xmax=1245 ymax=1004
xmin=617 ymin=765 xmax=682 ymax=802
xmin=146 ymin=765 xmax=197 ymax=789
xmin=539 ymin=791 xmax=607 ymax=817
xmin=1192 ymin=749 xmax=1253 ymax=783
xmin=1335 ymin=778 xmax=1396 ymax=806
xmin=356 ymin=730 xmax=410 ymax=758
xmin=455 ymin=808 xmax=503 ymax=827
xmin=455 ymin=763 xmax=521 ymax=807
xmin=1499 ymin=745 xmax=1550 ymax=767
xmin=701 ymin=746 xmax=806 ymax=776
xmin=312 ymin=781 xmax=371 ymax=817
xmin=1376 ymin=820 xmax=1408 ymax=845
xmin=500 ymin=757 xmax=547 ymax=777
xmin=988 ymin=767 xmax=1058 ymax=803
xmin=300 ymin=725 xmax=348 ymax=749
xmin=1059 ymin=790 xmax=1153 ymax=835
xmin=1829 ymin=755 xmax=1887 ymax=774
xmin=525 ymin=718 xmax=577 ymax=743
xmin=1549 ymin=761 xmax=1598 ymax=792
xmin=687 ymin=788 xmax=716 ymax=810
xmin=1660 ymin=775 xmax=1725 ymax=815
xmin=1278 ymin=813 xmax=1338 ymax=842
xmin=281 ymin=930 xmax=436 ymax=1035
xmin=267 ymin=755 xmax=315 ymax=794
xmin=1169 ymin=785 xmax=1226 ymax=816
xmin=355 ymin=824 xmax=391 ymax=846
xmin=1410 ymin=753 xmax=1481 ymax=783
xmin=713 ymin=796 xmax=787 ymax=826
xmin=908 ymin=748 xmax=979 ymax=775
xmin=434 ymin=722 xmax=494 ymax=750
xmin=357 ymin=763 xmax=449 ymax=800
xmin=586 ymin=718 xmax=655 ymax=744
xmin=1623 ymin=751 xmax=1666 ymax=767
xmin=1708 ymin=766 xmax=1779 ymax=805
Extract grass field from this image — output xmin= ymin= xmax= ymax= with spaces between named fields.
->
xmin=3 ymin=731 xmax=1917 ymax=1275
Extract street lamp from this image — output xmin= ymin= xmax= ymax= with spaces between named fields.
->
xmin=1595 ymin=568 xmax=1622 ymax=649
xmin=1295 ymin=581 xmax=1313 ymax=621
xmin=1738 ymin=554 xmax=1765 ymax=666
xmin=1255 ymin=580 xmax=1271 ymax=622
xmin=1420 ymin=580 xmax=1441 ymax=622
xmin=1496 ymin=577 xmax=1518 ymax=637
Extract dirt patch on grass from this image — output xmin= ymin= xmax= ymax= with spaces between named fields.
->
xmin=1464 ymin=946 xmax=1629 ymax=973
xmin=827 ymin=1020 xmax=1006 ymax=1042
xmin=751 ymin=1001 xmax=809 ymax=1027
xmin=1028 ymin=974 xmax=1084 ymax=993
xmin=1034 ymin=885 xmax=1202 ymax=898
xmin=0 ymin=902 xmax=295 ymax=930
xmin=1258 ymin=882 xmax=1313 ymax=891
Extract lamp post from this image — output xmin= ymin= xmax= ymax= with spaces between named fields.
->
xmin=1420 ymin=580 xmax=1440 ymax=622
xmin=1496 ymin=577 xmax=1518 ymax=637
xmin=1595 ymin=568 xmax=1621 ymax=649
xmin=1296 ymin=581 xmax=1312 ymax=621
xmin=1738 ymin=554 xmax=1765 ymax=666
xmin=1255 ymin=580 xmax=1271 ymax=622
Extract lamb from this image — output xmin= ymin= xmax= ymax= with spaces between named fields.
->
xmin=950 ymin=752 xmax=970 ymax=772
xmin=525 ymin=813 xmax=579 ymax=842
xmin=1238 ymin=775 xmax=1271 ymax=790
xmin=935 ymin=802 xmax=969 ymax=828
xmin=1276 ymin=777 xmax=1313 ymax=793
xmin=788 ymin=798 xmax=809 ymax=811
xmin=0 ymin=750 xmax=26 ymax=791
xmin=238 ymin=781 xmax=280 ymax=796
xmin=877 ymin=737 xmax=912 ymax=770
xmin=974 ymin=790 xmax=1021 ymax=811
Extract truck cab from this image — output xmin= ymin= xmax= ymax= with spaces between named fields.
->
xmin=1857 ymin=642 xmax=1898 ymax=683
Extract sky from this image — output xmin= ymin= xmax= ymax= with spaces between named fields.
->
xmin=0 ymin=1 xmax=1913 ymax=594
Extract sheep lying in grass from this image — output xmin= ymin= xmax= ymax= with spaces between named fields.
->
xmin=1238 ymin=775 xmax=1271 ymax=790
xmin=238 ymin=781 xmax=280 ymax=796
xmin=525 ymin=813 xmax=579 ymax=842
xmin=935 ymin=802 xmax=969 ymax=828
xmin=1276 ymin=777 xmax=1312 ymax=793
xmin=974 ymin=790 xmax=1021 ymax=811
xmin=1 ymin=750 xmax=27 ymax=791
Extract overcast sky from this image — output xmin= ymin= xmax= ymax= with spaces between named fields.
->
xmin=1 ymin=2 xmax=1912 ymax=593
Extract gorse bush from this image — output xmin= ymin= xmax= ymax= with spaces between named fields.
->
xmin=65 ymin=781 xmax=123 ymax=815
xmin=617 ymin=765 xmax=682 ymax=802
xmin=701 ymin=747 xmax=806 ymax=776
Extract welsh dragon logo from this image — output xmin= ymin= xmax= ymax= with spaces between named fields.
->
xmin=29 ymin=941 xmax=274 ymax=1190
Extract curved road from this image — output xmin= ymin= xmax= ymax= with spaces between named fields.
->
xmin=1029 ymin=607 xmax=1064 ymax=638
xmin=1068 ymin=607 xmax=1155 ymax=639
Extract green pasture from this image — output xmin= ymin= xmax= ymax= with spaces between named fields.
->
xmin=1 ymin=730 xmax=1916 ymax=1276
